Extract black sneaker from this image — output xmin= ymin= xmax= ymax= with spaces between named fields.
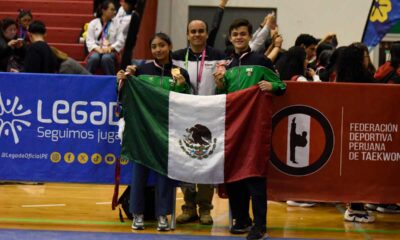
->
xmin=230 ymin=218 xmax=252 ymax=234
xmin=246 ymin=225 xmax=267 ymax=240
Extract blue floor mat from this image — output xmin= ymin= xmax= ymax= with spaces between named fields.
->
xmin=0 ymin=229 xmax=317 ymax=240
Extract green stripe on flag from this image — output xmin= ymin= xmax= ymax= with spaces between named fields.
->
xmin=121 ymin=78 xmax=169 ymax=175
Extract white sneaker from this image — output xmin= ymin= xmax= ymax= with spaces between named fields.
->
xmin=157 ymin=215 xmax=170 ymax=231
xmin=376 ymin=204 xmax=400 ymax=213
xmin=365 ymin=203 xmax=378 ymax=211
xmin=131 ymin=214 xmax=144 ymax=230
xmin=286 ymin=200 xmax=317 ymax=207
xmin=344 ymin=209 xmax=375 ymax=223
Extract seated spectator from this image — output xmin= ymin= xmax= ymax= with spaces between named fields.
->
xmin=23 ymin=20 xmax=58 ymax=73
xmin=276 ymin=46 xmax=321 ymax=82
xmin=51 ymin=47 xmax=91 ymax=75
xmin=374 ymin=41 xmax=400 ymax=84
xmin=16 ymin=9 xmax=33 ymax=43
xmin=86 ymin=0 xmax=124 ymax=75
xmin=0 ymin=18 xmax=26 ymax=72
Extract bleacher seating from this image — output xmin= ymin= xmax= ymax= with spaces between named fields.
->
xmin=0 ymin=0 xmax=93 ymax=62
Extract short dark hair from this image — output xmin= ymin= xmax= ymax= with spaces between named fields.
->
xmin=295 ymin=34 xmax=318 ymax=48
xmin=186 ymin=20 xmax=208 ymax=35
xmin=28 ymin=20 xmax=46 ymax=34
xmin=1 ymin=18 xmax=17 ymax=32
xmin=228 ymin=18 xmax=252 ymax=36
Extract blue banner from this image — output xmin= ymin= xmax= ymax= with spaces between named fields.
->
xmin=0 ymin=73 xmax=131 ymax=184
xmin=362 ymin=0 xmax=400 ymax=49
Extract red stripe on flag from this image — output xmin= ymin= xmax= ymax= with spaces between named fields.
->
xmin=224 ymin=86 xmax=273 ymax=183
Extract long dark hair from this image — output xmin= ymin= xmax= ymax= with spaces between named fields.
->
xmin=276 ymin=46 xmax=306 ymax=80
xmin=149 ymin=32 xmax=172 ymax=47
xmin=352 ymin=42 xmax=376 ymax=74
xmin=390 ymin=41 xmax=400 ymax=69
xmin=336 ymin=43 xmax=374 ymax=83
xmin=320 ymin=46 xmax=346 ymax=81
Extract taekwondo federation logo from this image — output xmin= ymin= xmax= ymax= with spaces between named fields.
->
xmin=0 ymin=93 xmax=32 ymax=144
xmin=271 ymin=105 xmax=334 ymax=176
xmin=179 ymin=124 xmax=217 ymax=160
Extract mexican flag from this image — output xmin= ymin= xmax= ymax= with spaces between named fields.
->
xmin=121 ymin=78 xmax=273 ymax=184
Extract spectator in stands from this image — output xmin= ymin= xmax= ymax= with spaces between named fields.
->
xmin=85 ymin=0 xmax=124 ymax=75
xmin=115 ymin=0 xmax=137 ymax=45
xmin=364 ymin=42 xmax=400 ymax=213
xmin=319 ymin=46 xmax=346 ymax=82
xmin=374 ymin=41 xmax=400 ymax=84
xmin=214 ymin=18 xmax=285 ymax=240
xmin=315 ymin=49 xmax=333 ymax=78
xmin=250 ymin=12 xmax=277 ymax=52
xmin=94 ymin=0 xmax=119 ymax=16
xmin=353 ymin=42 xmax=376 ymax=77
xmin=337 ymin=43 xmax=374 ymax=83
xmin=16 ymin=9 xmax=32 ymax=43
xmin=119 ymin=0 xmax=146 ymax=70
xmin=0 ymin=18 xmax=26 ymax=72
xmin=315 ymin=41 xmax=335 ymax=76
xmin=51 ymin=47 xmax=91 ymax=75
xmin=172 ymin=17 xmax=226 ymax=225
xmin=117 ymin=32 xmax=190 ymax=231
xmin=23 ymin=20 xmax=57 ymax=73
xmin=336 ymin=43 xmax=376 ymax=223
xmin=276 ymin=46 xmax=321 ymax=82
xmin=316 ymin=42 xmax=334 ymax=65
xmin=263 ymin=27 xmax=284 ymax=64
xmin=293 ymin=33 xmax=318 ymax=69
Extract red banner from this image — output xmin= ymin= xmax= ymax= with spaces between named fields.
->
xmin=268 ymin=81 xmax=400 ymax=203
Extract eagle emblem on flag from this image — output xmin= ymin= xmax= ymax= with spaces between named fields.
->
xmin=179 ymin=124 xmax=217 ymax=160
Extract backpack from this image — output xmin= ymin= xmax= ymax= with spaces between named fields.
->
xmin=117 ymin=185 xmax=156 ymax=222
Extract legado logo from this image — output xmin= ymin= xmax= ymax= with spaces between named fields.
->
xmin=271 ymin=105 xmax=334 ymax=176
xmin=1 ymin=92 xmax=118 ymax=144
xmin=0 ymin=93 xmax=32 ymax=144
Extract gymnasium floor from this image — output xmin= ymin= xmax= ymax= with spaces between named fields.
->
xmin=0 ymin=183 xmax=399 ymax=240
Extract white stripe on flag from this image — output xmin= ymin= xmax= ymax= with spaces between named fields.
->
xmin=168 ymin=92 xmax=226 ymax=184
xmin=287 ymin=114 xmax=310 ymax=167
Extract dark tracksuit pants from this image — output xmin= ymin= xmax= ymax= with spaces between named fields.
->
xmin=226 ymin=177 xmax=267 ymax=228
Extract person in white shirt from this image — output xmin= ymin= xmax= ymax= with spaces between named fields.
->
xmin=115 ymin=0 xmax=137 ymax=46
xmin=85 ymin=0 xmax=124 ymax=75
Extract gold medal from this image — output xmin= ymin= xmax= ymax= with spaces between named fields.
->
xmin=171 ymin=68 xmax=180 ymax=78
